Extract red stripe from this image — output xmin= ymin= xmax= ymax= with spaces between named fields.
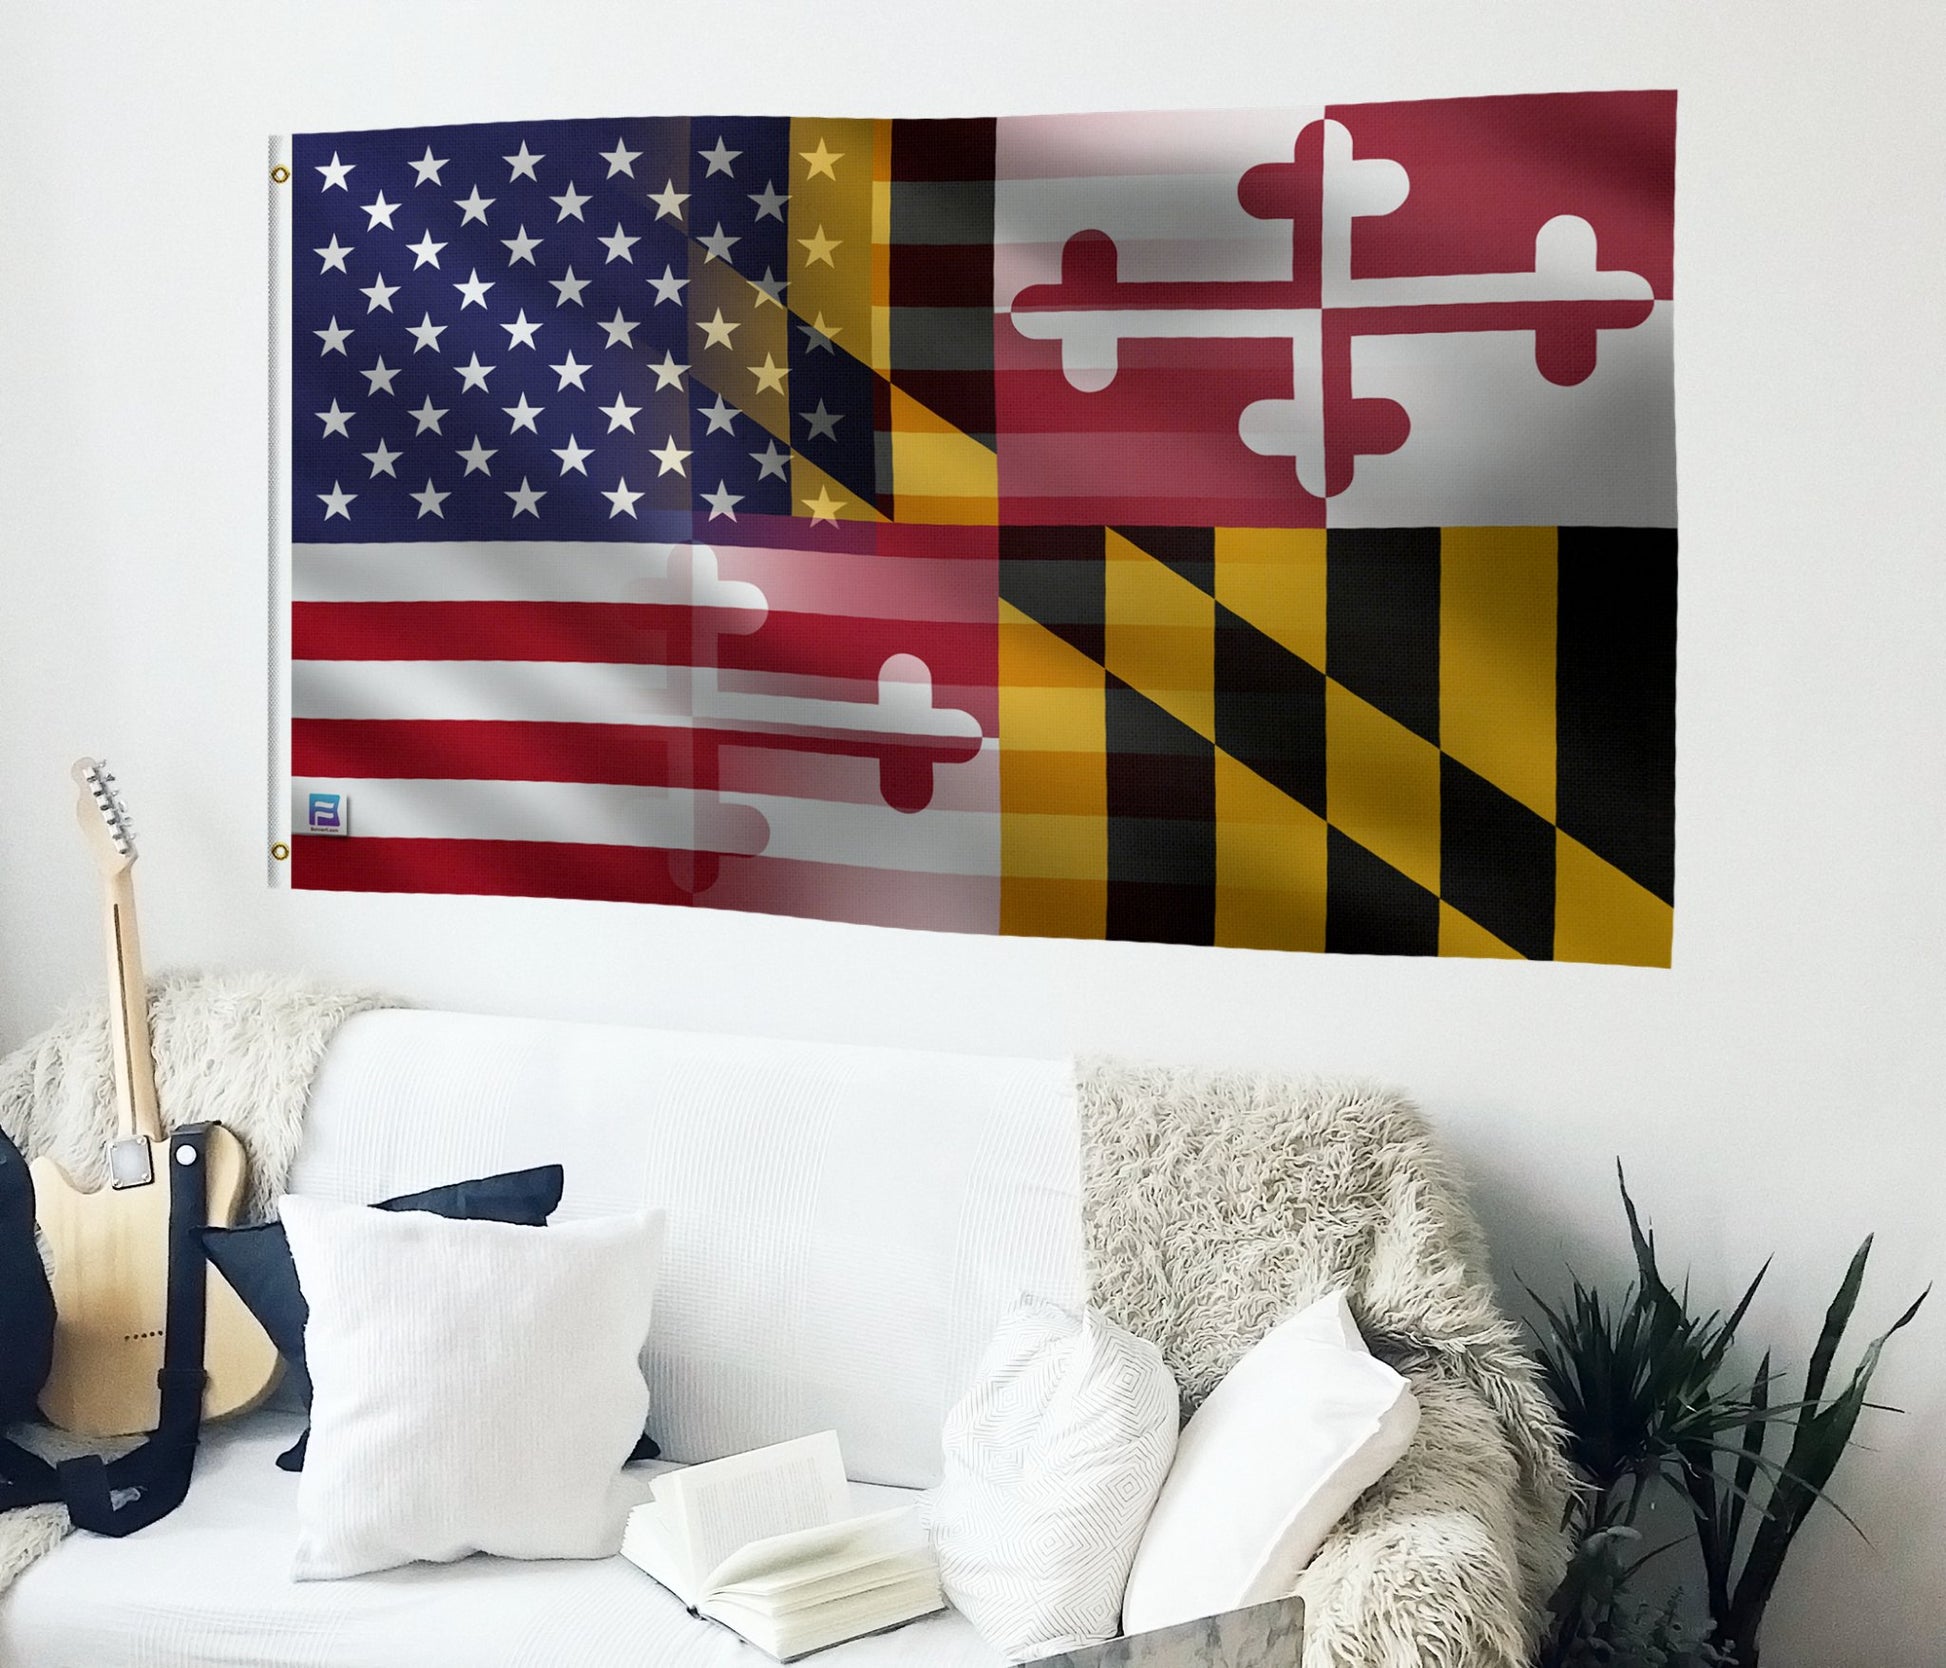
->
xmin=993 ymin=360 xmax=1294 ymax=436
xmin=295 ymin=601 xmax=996 ymax=687
xmin=292 ymin=834 xmax=702 ymax=904
xmin=872 ymin=521 xmax=998 ymax=560
xmin=293 ymin=718 xmax=982 ymax=811
xmin=719 ymin=611 xmax=993 ymax=690
xmin=293 ymin=601 xmax=754 ymax=663
xmin=888 ymin=244 xmax=995 ymax=308
xmin=996 ymin=492 xmax=1325 ymax=528
xmin=683 ymin=515 xmax=998 ymax=560
xmin=888 ymin=117 xmax=996 ymax=183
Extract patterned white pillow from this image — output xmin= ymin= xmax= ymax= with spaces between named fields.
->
xmin=932 ymin=1299 xmax=1178 ymax=1659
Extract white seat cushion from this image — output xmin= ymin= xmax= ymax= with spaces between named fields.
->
xmin=287 ymin=1011 xmax=1085 ymax=1489
xmin=0 ymin=1411 xmax=1003 ymax=1668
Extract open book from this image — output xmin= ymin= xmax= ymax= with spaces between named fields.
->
xmin=620 ymin=1431 xmax=945 ymax=1661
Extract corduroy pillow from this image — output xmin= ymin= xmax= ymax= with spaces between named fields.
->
xmin=282 ymin=1195 xmax=666 ymax=1580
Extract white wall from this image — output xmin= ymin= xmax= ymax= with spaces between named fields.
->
xmin=3 ymin=3 xmax=1942 ymax=1660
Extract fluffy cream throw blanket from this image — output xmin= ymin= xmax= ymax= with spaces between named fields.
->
xmin=0 ymin=971 xmax=392 ymax=1590
xmin=1078 ymin=1060 xmax=1574 ymax=1668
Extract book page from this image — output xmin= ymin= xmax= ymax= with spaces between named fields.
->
xmin=708 ymin=1571 xmax=946 ymax=1663
xmin=657 ymin=1431 xmax=851 ymax=1583
xmin=619 ymin=1500 xmax=700 ymax=1607
xmin=717 ymin=1548 xmax=935 ymax=1616
xmin=706 ymin=1506 xmax=920 ymax=1599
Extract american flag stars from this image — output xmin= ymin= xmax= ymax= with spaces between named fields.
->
xmin=292 ymin=117 xmax=872 ymax=539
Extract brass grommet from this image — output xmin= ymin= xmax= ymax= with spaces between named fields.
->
xmin=271 ymin=841 xmax=291 ymax=861
xmin=270 ymin=164 xmax=291 ymax=185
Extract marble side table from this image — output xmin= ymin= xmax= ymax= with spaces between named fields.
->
xmin=1036 ymin=1597 xmax=1304 ymax=1667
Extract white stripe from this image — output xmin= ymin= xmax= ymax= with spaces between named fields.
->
xmin=293 ymin=541 xmax=766 ymax=613
xmin=293 ymin=659 xmax=985 ymax=743
xmin=994 ymin=171 xmax=1295 ymax=275
xmin=296 ymin=657 xmax=676 ymax=721
xmin=761 ymin=792 xmax=996 ymax=875
xmin=292 ymin=777 xmax=1001 ymax=875
xmin=295 ymin=776 xmax=766 ymax=855
xmin=293 ymin=541 xmax=995 ymax=624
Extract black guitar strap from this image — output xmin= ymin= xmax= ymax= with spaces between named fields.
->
xmin=0 ymin=1446 xmax=57 ymax=1510
xmin=49 ymin=1123 xmax=214 ymax=1536
xmin=0 ymin=1125 xmax=58 ymax=1512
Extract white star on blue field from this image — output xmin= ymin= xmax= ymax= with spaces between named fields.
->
xmin=291 ymin=117 xmax=877 ymax=543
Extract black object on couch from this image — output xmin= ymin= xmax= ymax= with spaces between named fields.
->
xmin=0 ymin=1127 xmax=58 ymax=1507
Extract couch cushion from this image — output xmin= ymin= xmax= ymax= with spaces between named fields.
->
xmin=0 ymin=1411 xmax=1002 ymax=1668
xmin=286 ymin=1011 xmax=1085 ymax=1489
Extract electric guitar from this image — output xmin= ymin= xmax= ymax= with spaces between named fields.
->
xmin=31 ymin=759 xmax=281 ymax=1437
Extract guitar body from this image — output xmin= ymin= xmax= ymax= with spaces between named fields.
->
xmin=32 ymin=1126 xmax=281 ymax=1437
xmin=34 ymin=759 xmax=281 ymax=1439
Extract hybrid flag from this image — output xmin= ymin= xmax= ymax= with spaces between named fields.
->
xmin=286 ymin=93 xmax=1677 ymax=963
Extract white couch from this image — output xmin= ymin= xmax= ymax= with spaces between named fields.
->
xmin=2 ymin=1008 xmax=1090 ymax=1667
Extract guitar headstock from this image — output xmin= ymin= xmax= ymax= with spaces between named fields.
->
xmin=72 ymin=757 xmax=137 ymax=875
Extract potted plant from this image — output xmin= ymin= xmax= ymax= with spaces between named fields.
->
xmin=1529 ymin=1168 xmax=1926 ymax=1668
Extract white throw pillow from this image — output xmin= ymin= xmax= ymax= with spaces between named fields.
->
xmin=1119 ymin=1289 xmax=1420 ymax=1635
xmin=932 ymin=1299 xmax=1178 ymax=1660
xmin=281 ymin=1194 xmax=665 ymax=1581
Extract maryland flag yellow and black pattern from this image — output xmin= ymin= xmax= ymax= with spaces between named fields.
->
xmin=999 ymin=525 xmax=1675 ymax=964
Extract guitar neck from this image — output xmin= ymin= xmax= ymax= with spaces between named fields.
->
xmin=100 ymin=867 xmax=161 ymax=1146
